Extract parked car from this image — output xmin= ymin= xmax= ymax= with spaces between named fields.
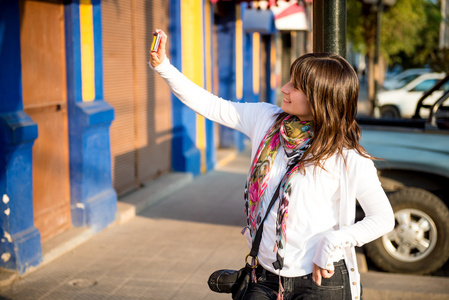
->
xmin=384 ymin=65 xmax=403 ymax=81
xmin=377 ymin=72 xmax=447 ymax=119
xmin=382 ymin=68 xmax=431 ymax=90
xmin=359 ymin=76 xmax=449 ymax=275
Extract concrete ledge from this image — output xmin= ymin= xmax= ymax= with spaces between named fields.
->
xmin=216 ymin=148 xmax=238 ymax=168
xmin=0 ymin=269 xmax=18 ymax=289
xmin=0 ymin=227 xmax=93 ymax=285
xmin=41 ymin=227 xmax=94 ymax=266
xmin=115 ymin=149 xmax=238 ymax=224
xmin=361 ymin=271 xmax=449 ymax=300
xmin=0 ymin=171 xmax=194 ymax=288
xmin=116 ymin=172 xmax=193 ymax=224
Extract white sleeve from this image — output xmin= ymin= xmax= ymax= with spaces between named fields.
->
xmin=152 ymin=56 xmax=281 ymax=138
xmin=313 ymin=157 xmax=395 ymax=270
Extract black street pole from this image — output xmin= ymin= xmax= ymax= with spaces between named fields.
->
xmin=373 ymin=1 xmax=383 ymax=116
xmin=313 ymin=0 xmax=347 ymax=58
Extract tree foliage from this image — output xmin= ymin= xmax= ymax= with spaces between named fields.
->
xmin=347 ymin=0 xmax=365 ymax=53
xmin=347 ymin=0 xmax=442 ymax=69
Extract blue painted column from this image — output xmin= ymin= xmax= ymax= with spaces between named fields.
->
xmin=169 ymin=0 xmax=202 ymax=175
xmin=243 ymin=31 xmax=257 ymax=104
xmin=215 ymin=4 xmax=245 ymax=151
xmin=0 ymin=0 xmax=42 ymax=274
xmin=64 ymin=0 xmax=117 ymax=232
xmin=242 ymin=4 xmax=257 ymax=104
xmin=241 ymin=5 xmax=254 ymax=147
xmin=204 ymin=0 xmax=216 ymax=172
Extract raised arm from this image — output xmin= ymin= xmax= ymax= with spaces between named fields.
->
xmin=149 ymin=29 xmax=280 ymax=137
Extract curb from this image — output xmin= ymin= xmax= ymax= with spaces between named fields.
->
xmin=115 ymin=172 xmax=193 ymax=224
xmin=215 ymin=148 xmax=238 ymax=168
xmin=40 ymin=171 xmax=195 ymax=266
xmin=115 ymin=149 xmax=239 ymax=224
xmin=39 ymin=171 xmax=194 ymax=267
xmin=42 ymin=227 xmax=94 ymax=265
xmin=0 ymin=269 xmax=18 ymax=289
xmin=0 ymin=172 xmax=194 ymax=288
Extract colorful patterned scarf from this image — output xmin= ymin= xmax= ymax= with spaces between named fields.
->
xmin=244 ymin=114 xmax=313 ymax=270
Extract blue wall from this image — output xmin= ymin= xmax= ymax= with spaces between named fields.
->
xmin=0 ymin=0 xmax=42 ymax=274
xmin=265 ymin=35 xmax=277 ymax=105
xmin=204 ymin=0 xmax=216 ymax=172
xmin=169 ymin=0 xmax=201 ymax=175
xmin=215 ymin=6 xmax=245 ymax=151
xmin=64 ymin=0 xmax=117 ymax=232
xmin=0 ymin=0 xmax=118 ymax=274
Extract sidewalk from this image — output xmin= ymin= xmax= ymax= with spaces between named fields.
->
xmin=0 ymin=149 xmax=448 ymax=299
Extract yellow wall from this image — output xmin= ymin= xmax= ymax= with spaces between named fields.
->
xmin=235 ymin=4 xmax=243 ymax=100
xmin=253 ymin=32 xmax=260 ymax=95
xmin=79 ymin=0 xmax=95 ymax=102
xmin=181 ymin=0 xmax=206 ymax=173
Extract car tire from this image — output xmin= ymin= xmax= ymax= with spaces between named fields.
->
xmin=365 ymin=187 xmax=449 ymax=274
xmin=380 ymin=105 xmax=401 ymax=119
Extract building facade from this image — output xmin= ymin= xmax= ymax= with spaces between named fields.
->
xmin=0 ymin=0 xmax=307 ymax=275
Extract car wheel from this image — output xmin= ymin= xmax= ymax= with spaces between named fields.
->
xmin=380 ymin=105 xmax=401 ymax=119
xmin=365 ymin=187 xmax=449 ymax=274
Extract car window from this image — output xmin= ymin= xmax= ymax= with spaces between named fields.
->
xmin=396 ymin=74 xmax=422 ymax=89
xmin=410 ymin=79 xmax=439 ymax=92
xmin=440 ymin=81 xmax=449 ymax=92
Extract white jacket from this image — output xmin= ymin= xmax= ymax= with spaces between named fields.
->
xmin=153 ymin=57 xmax=395 ymax=300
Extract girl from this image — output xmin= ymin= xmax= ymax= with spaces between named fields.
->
xmin=149 ymin=30 xmax=394 ymax=300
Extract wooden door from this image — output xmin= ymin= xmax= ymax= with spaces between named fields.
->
xmin=20 ymin=0 xmax=71 ymax=242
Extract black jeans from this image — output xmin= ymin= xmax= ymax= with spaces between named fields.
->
xmin=243 ymin=260 xmax=352 ymax=300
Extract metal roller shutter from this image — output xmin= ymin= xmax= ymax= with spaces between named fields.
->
xmin=102 ymin=0 xmax=136 ymax=195
xmin=133 ymin=1 xmax=171 ymax=183
xmin=102 ymin=0 xmax=171 ymax=196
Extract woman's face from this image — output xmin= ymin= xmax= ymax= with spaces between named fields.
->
xmin=280 ymin=80 xmax=313 ymax=121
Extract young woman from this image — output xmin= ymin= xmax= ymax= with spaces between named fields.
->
xmin=149 ymin=30 xmax=394 ymax=300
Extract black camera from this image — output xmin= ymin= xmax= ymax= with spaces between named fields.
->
xmin=208 ymin=269 xmax=241 ymax=293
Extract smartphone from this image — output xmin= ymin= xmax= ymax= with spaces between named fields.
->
xmin=151 ymin=32 xmax=161 ymax=52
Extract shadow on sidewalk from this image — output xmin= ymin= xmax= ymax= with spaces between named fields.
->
xmin=137 ymin=150 xmax=251 ymax=228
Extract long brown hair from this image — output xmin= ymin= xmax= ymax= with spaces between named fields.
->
xmin=276 ymin=52 xmax=372 ymax=169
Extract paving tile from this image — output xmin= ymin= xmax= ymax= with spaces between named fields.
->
xmin=0 ymin=286 xmax=52 ymax=300
xmin=42 ymin=291 xmax=108 ymax=300
xmin=106 ymin=296 xmax=147 ymax=300
xmin=108 ymin=282 xmax=176 ymax=299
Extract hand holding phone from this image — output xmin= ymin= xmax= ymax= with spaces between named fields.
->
xmin=149 ymin=29 xmax=166 ymax=68
xmin=151 ymin=32 xmax=161 ymax=52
